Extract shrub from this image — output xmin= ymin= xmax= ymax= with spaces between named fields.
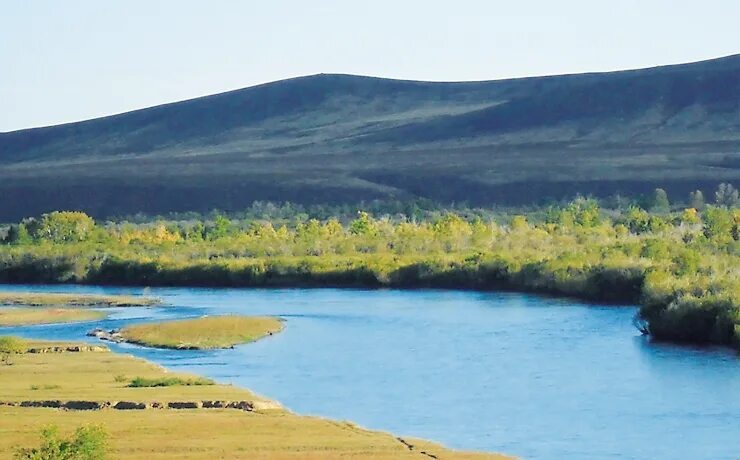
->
xmin=509 ymin=215 xmax=528 ymax=231
xmin=640 ymin=295 xmax=737 ymax=344
xmin=14 ymin=424 xmax=108 ymax=460
xmin=34 ymin=211 xmax=96 ymax=243
xmin=30 ymin=384 xmax=61 ymax=391
xmin=127 ymin=376 xmax=214 ymax=388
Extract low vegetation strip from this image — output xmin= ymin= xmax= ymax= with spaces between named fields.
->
xmin=127 ymin=376 xmax=214 ymax=387
xmin=119 ymin=316 xmax=284 ymax=350
xmin=0 ymin=308 xmax=105 ymax=326
xmin=0 ymin=338 xmax=511 ymax=459
xmin=0 ymin=292 xmax=161 ymax=307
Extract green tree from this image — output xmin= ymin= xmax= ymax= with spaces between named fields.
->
xmin=4 ymin=224 xmax=32 ymax=245
xmin=205 ymin=215 xmax=231 ymax=241
xmin=680 ymin=208 xmax=701 ymax=225
xmin=647 ymin=215 xmax=668 ymax=233
xmin=650 ymin=188 xmax=670 ymax=212
xmin=567 ymin=197 xmax=601 ymax=227
xmin=673 ymin=249 xmax=701 ymax=276
xmin=688 ymin=190 xmax=705 ymax=210
xmin=544 ymin=206 xmax=570 ymax=226
xmin=432 ymin=214 xmax=472 ymax=252
xmin=322 ymin=219 xmax=344 ymax=237
xmin=715 ymin=183 xmax=739 ymax=207
xmin=14 ymin=425 xmax=108 ymax=460
xmin=640 ymin=238 xmax=670 ymax=259
xmin=34 ymin=212 xmax=95 ymax=243
xmin=349 ymin=211 xmax=375 ymax=235
xmin=509 ymin=215 xmax=529 ymax=231
xmin=185 ymin=223 xmax=205 ymax=242
xmin=702 ymin=206 xmax=733 ymax=242
xmin=623 ymin=206 xmax=650 ymax=234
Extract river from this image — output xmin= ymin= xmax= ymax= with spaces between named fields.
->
xmin=1 ymin=284 xmax=738 ymax=460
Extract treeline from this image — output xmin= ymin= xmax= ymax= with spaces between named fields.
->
xmin=89 ymin=182 xmax=740 ymax=226
xmin=0 ymin=185 xmax=738 ymax=349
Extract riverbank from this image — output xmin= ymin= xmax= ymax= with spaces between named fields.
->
xmin=0 ymin=338 xmax=511 ymax=459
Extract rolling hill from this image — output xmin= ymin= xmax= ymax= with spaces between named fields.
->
xmin=1 ymin=54 xmax=739 ymax=219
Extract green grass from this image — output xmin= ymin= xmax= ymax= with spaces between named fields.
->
xmin=0 ymin=292 xmax=160 ymax=308
xmin=120 ymin=316 xmax=284 ymax=350
xmin=127 ymin=376 xmax=214 ymax=388
xmin=0 ymin=308 xmax=106 ymax=326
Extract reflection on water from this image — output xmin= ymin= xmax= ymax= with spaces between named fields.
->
xmin=1 ymin=284 xmax=738 ymax=460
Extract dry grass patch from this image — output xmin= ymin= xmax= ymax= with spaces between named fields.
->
xmin=0 ymin=308 xmax=106 ymax=326
xmin=120 ymin=315 xmax=283 ymax=349
xmin=0 ymin=292 xmax=161 ymax=308
xmin=0 ymin=407 xmax=511 ymax=460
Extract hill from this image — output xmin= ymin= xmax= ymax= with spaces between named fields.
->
xmin=1 ymin=54 xmax=738 ymax=219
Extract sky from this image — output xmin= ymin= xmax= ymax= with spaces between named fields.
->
xmin=1 ymin=0 xmax=738 ymax=132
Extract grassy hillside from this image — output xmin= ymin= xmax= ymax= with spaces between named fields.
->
xmin=0 ymin=55 xmax=738 ymax=219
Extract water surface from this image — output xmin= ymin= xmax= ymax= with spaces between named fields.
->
xmin=1 ymin=284 xmax=738 ymax=460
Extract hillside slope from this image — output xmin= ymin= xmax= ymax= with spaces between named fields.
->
xmin=1 ymin=54 xmax=738 ymax=219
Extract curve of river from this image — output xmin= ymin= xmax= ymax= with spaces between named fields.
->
xmin=1 ymin=284 xmax=738 ymax=460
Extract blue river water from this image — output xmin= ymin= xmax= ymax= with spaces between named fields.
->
xmin=1 ymin=284 xmax=738 ymax=460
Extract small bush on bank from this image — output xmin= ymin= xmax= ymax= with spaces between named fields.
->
xmin=127 ymin=376 xmax=214 ymax=388
xmin=14 ymin=424 xmax=108 ymax=460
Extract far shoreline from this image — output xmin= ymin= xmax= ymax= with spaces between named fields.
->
xmin=0 ymin=278 xmax=638 ymax=307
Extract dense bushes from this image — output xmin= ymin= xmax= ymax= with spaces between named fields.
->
xmin=0 ymin=197 xmax=738 ymax=348
xmin=640 ymin=295 xmax=737 ymax=344
xmin=14 ymin=424 xmax=108 ymax=460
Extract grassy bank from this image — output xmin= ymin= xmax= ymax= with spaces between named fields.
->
xmin=0 ymin=291 xmax=160 ymax=307
xmin=120 ymin=316 xmax=284 ymax=349
xmin=0 ymin=308 xmax=106 ymax=326
xmin=0 ymin=338 xmax=510 ymax=459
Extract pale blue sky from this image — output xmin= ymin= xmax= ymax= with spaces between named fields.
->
xmin=1 ymin=0 xmax=738 ymax=132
